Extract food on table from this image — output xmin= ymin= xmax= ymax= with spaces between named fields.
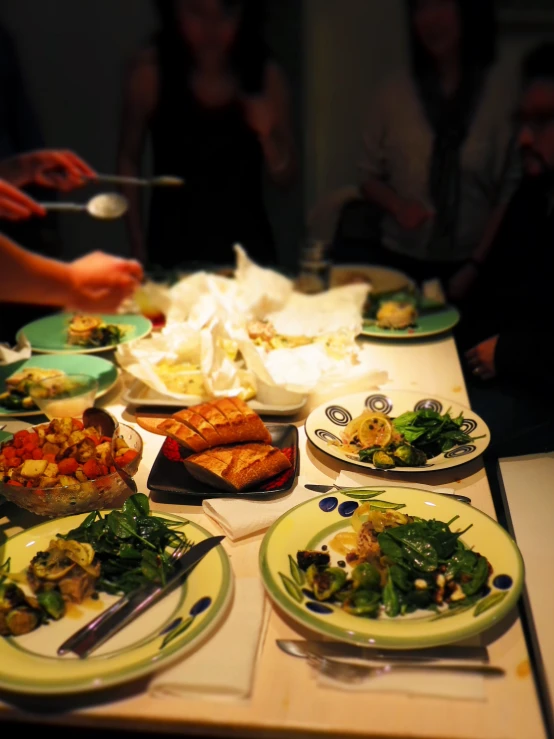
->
xmin=0 ymin=539 xmax=100 ymax=636
xmin=0 ymin=367 xmax=65 ymax=412
xmin=67 ymin=314 xmax=126 ymax=348
xmin=135 ymin=413 xmax=172 ymax=436
xmin=153 ymin=361 xmax=205 ymax=395
xmin=0 ymin=417 xmax=139 ymax=489
xmin=155 ymin=396 xmax=292 ymax=492
xmin=375 ymin=300 xmax=418 ymax=330
xmin=247 ymin=320 xmax=315 ymax=350
xmin=0 ymin=494 xmax=190 ymax=637
xmin=295 ymin=505 xmax=492 ymax=619
xmin=332 ymin=407 xmax=482 ymax=469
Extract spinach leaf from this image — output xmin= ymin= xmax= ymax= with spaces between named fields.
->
xmin=383 ymin=571 xmax=400 ymax=617
xmin=462 ymin=555 xmax=490 ymax=596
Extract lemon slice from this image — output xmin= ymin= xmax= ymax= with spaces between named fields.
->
xmin=329 ymin=532 xmax=358 ymax=555
xmin=357 ymin=415 xmax=393 ymax=449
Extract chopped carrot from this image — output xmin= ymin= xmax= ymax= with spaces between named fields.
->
xmin=6 ymin=480 xmax=23 ymax=486
xmin=118 ymin=449 xmax=139 ymax=467
xmin=100 ymin=436 xmax=112 ymax=444
xmin=72 ymin=418 xmax=84 ymax=431
xmin=58 ymin=458 xmax=79 ymax=475
xmin=10 ymin=457 xmax=21 ymax=467
xmin=32 ymin=448 xmax=44 ymax=460
xmin=83 ymin=459 xmax=102 ymax=478
xmin=3 ymin=446 xmax=17 ymax=458
xmin=43 ymin=453 xmax=56 ymax=464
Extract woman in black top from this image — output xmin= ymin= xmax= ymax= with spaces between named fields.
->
xmin=117 ymin=0 xmax=296 ymax=271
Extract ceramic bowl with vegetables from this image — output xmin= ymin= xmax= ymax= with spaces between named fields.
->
xmin=0 ymin=418 xmax=143 ymax=518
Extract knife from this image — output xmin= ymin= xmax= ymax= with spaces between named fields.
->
xmin=58 ymin=535 xmax=225 ymax=659
xmin=277 ymin=639 xmax=490 ymax=664
xmin=305 ymin=483 xmax=472 ymax=505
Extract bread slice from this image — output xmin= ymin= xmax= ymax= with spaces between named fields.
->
xmin=183 ymin=443 xmax=292 ymax=493
xmin=229 ymin=397 xmax=272 ymax=444
xmin=135 ymin=414 xmax=171 ymax=436
xmin=157 ymin=418 xmax=210 ymax=453
xmin=172 ymin=408 xmax=222 ymax=447
xmin=190 ymin=402 xmax=243 ymax=446
xmin=212 ymin=397 xmax=271 ymax=444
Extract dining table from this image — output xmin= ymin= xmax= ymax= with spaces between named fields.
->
xmin=0 ymin=330 xmax=549 ymax=739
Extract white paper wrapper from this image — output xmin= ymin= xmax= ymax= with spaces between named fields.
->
xmin=115 ymin=248 xmax=385 ymax=404
xmin=0 ymin=335 xmax=32 ymax=365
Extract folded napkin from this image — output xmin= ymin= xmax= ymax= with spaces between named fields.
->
xmin=315 ymin=661 xmax=486 ymax=700
xmin=0 ymin=336 xmax=31 ymax=365
xmin=202 ymin=476 xmax=321 ymax=541
xmin=335 ymin=470 xmax=456 ymax=496
xmin=149 ymin=578 xmax=267 ymax=701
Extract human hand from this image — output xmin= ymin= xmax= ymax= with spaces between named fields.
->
xmin=465 ymin=335 xmax=499 ymax=381
xmin=66 ymin=251 xmax=143 ymax=313
xmin=22 ymin=149 xmax=97 ymax=191
xmin=394 ymin=199 xmax=434 ymax=231
xmin=242 ymin=95 xmax=276 ymax=140
xmin=448 ymin=262 xmax=479 ymax=302
xmin=0 ymin=179 xmax=46 ymax=220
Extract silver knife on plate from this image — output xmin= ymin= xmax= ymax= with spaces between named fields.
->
xmin=277 ymin=639 xmax=490 ymax=664
xmin=58 ymin=535 xmax=225 ymax=659
xmin=304 ymin=483 xmax=472 ymax=505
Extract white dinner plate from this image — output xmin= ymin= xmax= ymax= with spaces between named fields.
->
xmin=305 ymin=389 xmax=490 ymax=473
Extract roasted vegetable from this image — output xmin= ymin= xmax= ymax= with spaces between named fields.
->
xmin=373 ymin=451 xmax=396 ymax=469
xmin=296 ymin=550 xmax=330 ymax=571
xmin=37 ymin=590 xmax=65 ymax=620
xmin=306 ymin=565 xmax=347 ymax=601
xmin=351 ymin=563 xmax=381 ymax=591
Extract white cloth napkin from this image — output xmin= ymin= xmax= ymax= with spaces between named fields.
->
xmin=335 ymin=470 xmax=457 ymax=495
xmin=149 ymin=578 xmax=267 ymax=701
xmin=329 ymin=470 xmax=485 ymax=699
xmin=202 ymin=476 xmax=321 ymax=541
xmin=0 ymin=336 xmax=31 ymax=365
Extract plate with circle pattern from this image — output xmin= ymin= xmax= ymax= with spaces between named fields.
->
xmin=305 ymin=389 xmax=491 ymax=473
xmin=259 ymin=487 xmax=523 ymax=648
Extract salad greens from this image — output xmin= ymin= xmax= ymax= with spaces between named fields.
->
xmin=358 ymin=407 xmax=483 ymax=469
xmin=297 ymin=513 xmax=492 ymax=618
xmin=58 ymin=494 xmax=191 ymax=595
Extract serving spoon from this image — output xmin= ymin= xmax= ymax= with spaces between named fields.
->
xmin=39 ymin=193 xmax=128 ymax=220
xmin=92 ymin=174 xmax=185 ymax=187
xmin=82 ymin=407 xmax=137 ymax=494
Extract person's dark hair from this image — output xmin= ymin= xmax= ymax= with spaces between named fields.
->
xmin=522 ymin=43 xmax=554 ymax=84
xmin=153 ymin=0 xmax=269 ymax=95
xmin=405 ymin=0 xmax=497 ymax=80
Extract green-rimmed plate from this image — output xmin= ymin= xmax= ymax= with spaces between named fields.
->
xmin=0 ymin=513 xmax=233 ymax=695
xmin=0 ymin=354 xmax=119 ymax=417
xmin=16 ymin=313 xmax=152 ymax=354
xmin=259 ymin=487 xmax=524 ymax=649
xmin=361 ymin=305 xmax=460 ymax=339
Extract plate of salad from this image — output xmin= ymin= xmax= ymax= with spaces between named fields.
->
xmin=305 ymin=389 xmax=490 ymax=472
xmin=0 ymin=494 xmax=233 ymax=695
xmin=259 ymin=487 xmax=523 ymax=648
xmin=16 ymin=312 xmax=152 ymax=354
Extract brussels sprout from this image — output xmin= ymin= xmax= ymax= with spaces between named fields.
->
xmin=306 ymin=565 xmax=347 ymax=601
xmin=37 ymin=590 xmax=66 ymax=620
xmin=342 ymin=589 xmax=380 ymax=617
xmin=392 ymin=445 xmax=417 ymax=467
xmin=297 ymin=550 xmax=330 ymax=572
xmin=5 ymin=607 xmax=40 ymax=635
xmin=0 ymin=583 xmax=25 ymax=613
xmin=351 ymin=563 xmax=381 ymax=591
xmin=373 ymin=451 xmax=396 ymax=469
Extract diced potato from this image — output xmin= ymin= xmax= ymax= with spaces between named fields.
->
xmin=20 ymin=459 xmax=48 ymax=478
xmin=114 ymin=438 xmax=128 ymax=451
xmin=75 ymin=470 xmax=88 ymax=483
xmin=39 ymin=476 xmax=59 ymax=487
xmin=44 ymin=462 xmax=59 ymax=478
xmin=76 ymin=438 xmax=96 ymax=463
xmin=68 ymin=430 xmax=86 ymax=446
xmin=42 ymin=442 xmax=61 ymax=457
xmin=46 ymin=433 xmax=69 ymax=445
xmin=58 ymin=475 xmax=80 ymax=488
xmin=95 ymin=441 xmax=112 ymax=465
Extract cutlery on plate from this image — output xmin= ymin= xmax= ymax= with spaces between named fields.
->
xmin=277 ymin=639 xmax=490 ymax=664
xmin=304 ymin=483 xmax=472 ymax=505
xmin=308 ymin=654 xmax=504 ymax=683
xmin=57 ymin=534 xmax=224 ymax=658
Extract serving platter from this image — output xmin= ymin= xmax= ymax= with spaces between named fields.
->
xmin=259 ymin=488 xmax=524 ymax=648
xmin=16 ymin=312 xmax=152 ymax=354
xmin=122 ymin=378 xmax=308 ymax=417
xmin=147 ymin=423 xmax=299 ymax=500
xmin=0 ymin=354 xmax=119 ymax=417
xmin=0 ymin=513 xmax=233 ymax=695
xmin=305 ymin=389 xmax=490 ymax=473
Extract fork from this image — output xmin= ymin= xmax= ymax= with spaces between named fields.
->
xmin=308 ymin=655 xmax=505 ymax=683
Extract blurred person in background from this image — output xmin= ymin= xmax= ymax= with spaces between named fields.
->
xmin=462 ymin=43 xmax=554 ymax=454
xmin=117 ymin=0 xmax=296 ymax=273
xmin=357 ymin=0 xmax=519 ymax=299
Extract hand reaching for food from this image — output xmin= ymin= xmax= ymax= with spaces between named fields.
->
xmin=0 ymin=179 xmax=45 ymax=220
xmin=0 ymin=149 xmax=96 ymax=191
xmin=66 ymin=251 xmax=144 ymax=313
xmin=465 ymin=335 xmax=499 ymax=381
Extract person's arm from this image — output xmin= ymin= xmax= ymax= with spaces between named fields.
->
xmin=117 ymin=49 xmax=158 ymax=264
xmin=242 ymin=62 xmax=297 ymax=187
xmin=0 ymin=150 xmax=96 ymax=191
xmin=0 ymin=234 xmax=143 ymax=312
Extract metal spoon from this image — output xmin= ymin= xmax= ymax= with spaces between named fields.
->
xmin=39 ymin=193 xmax=128 ymax=220
xmin=82 ymin=407 xmax=137 ymax=494
xmin=92 ymin=174 xmax=185 ymax=187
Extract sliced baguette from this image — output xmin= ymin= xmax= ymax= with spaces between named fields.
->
xmin=135 ymin=414 xmax=171 ymax=436
xmin=172 ymin=408 xmax=222 ymax=446
xmin=183 ymin=443 xmax=292 ymax=492
xmin=213 ymin=397 xmax=272 ymax=444
xmin=229 ymin=397 xmax=272 ymax=444
xmin=157 ymin=418 xmax=210 ymax=453
xmin=191 ymin=402 xmax=244 ymax=446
